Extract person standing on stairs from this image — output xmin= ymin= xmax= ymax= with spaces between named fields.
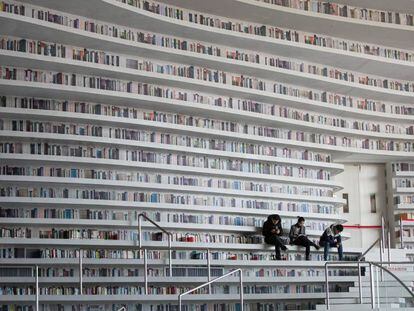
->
xmin=262 ymin=214 xmax=287 ymax=260
xmin=319 ymin=224 xmax=344 ymax=261
xmin=289 ymin=216 xmax=320 ymax=260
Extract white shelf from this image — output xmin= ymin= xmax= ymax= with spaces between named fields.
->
xmin=394 ymin=204 xmax=414 ymax=212
xmin=0 ymin=131 xmax=344 ymax=171
xmin=332 ymin=0 xmax=414 ymax=15
xmin=0 ymin=275 xmax=357 ymax=284
xmin=2 ymin=130 xmax=413 ymax=166
xmin=0 ymin=291 xmax=365 ymax=302
xmin=394 ymin=187 xmax=414 ymax=194
xmin=2 ymin=8 xmax=414 ymax=81
xmin=0 ymin=237 xmax=352 ymax=250
xmin=0 ymin=175 xmax=344 ymax=205
xmin=2 ymin=42 xmax=414 ymax=106
xmin=400 ymin=220 xmax=414 ymax=227
xmin=0 ymin=257 xmax=362 ymax=267
xmin=0 ymin=153 xmax=343 ymax=177
xmin=3 ymin=53 xmax=414 ymax=126
xmin=158 ymin=0 xmax=414 ymax=49
xmin=0 ymin=197 xmax=347 ymax=222
xmin=0 ymin=218 xmax=332 ymax=237
xmin=0 ymin=153 xmax=343 ymax=190
xmin=1 ymin=83 xmax=414 ymax=141
xmin=393 ymin=171 xmax=414 ymax=177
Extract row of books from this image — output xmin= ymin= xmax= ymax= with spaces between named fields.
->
xmin=0 ymin=141 xmax=333 ymax=163
xmin=0 ymin=166 xmax=333 ymax=197
xmin=394 ymin=195 xmax=414 ymax=204
xmin=3 ymin=65 xmax=405 ymax=116
xmin=0 ymin=227 xmax=31 ymax=238
xmin=0 ymin=283 xmax=348 ymax=295
xmin=261 ymin=0 xmax=414 ymax=26
xmin=0 ymin=51 xmax=414 ymax=127
xmin=397 ymin=228 xmax=414 ymax=238
xmin=0 ymin=208 xmax=332 ymax=229
xmin=4 ymin=28 xmax=414 ymax=101
xmin=0 ymin=246 xmax=355 ymax=262
xmin=392 ymin=162 xmax=414 ymax=172
xmin=0 ymin=186 xmax=339 ymax=212
xmin=114 ymin=0 xmax=414 ymax=61
xmin=2 ymin=64 xmax=410 ymax=126
xmin=3 ymin=117 xmax=413 ymax=152
xmin=4 ymin=96 xmax=408 ymax=129
xmin=37 ymin=229 xmax=137 ymax=240
xmin=394 ymin=179 xmax=414 ymax=188
xmin=0 ymin=302 xmax=324 ymax=311
xmin=1 ymin=2 xmax=412 ymax=67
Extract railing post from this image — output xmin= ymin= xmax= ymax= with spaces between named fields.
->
xmin=357 ymin=261 xmax=363 ymax=304
xmin=168 ymin=234 xmax=172 ymax=278
xmin=375 ymin=266 xmax=380 ymax=308
xmin=35 ymin=265 xmax=39 ymax=311
xmin=400 ymin=217 xmax=404 ymax=249
xmin=178 ymin=295 xmax=182 ymax=311
xmin=379 ymin=239 xmax=384 ymax=280
xmin=381 ymin=216 xmax=385 ymax=252
xmin=207 ymin=249 xmax=211 ymax=294
xmin=144 ymin=249 xmax=148 ymax=295
xmin=369 ymin=263 xmax=375 ymax=309
xmin=239 ymin=270 xmax=244 ymax=311
xmin=325 ymin=264 xmax=330 ymax=310
xmin=138 ymin=216 xmax=142 ymax=248
xmin=387 ymin=230 xmax=391 ymax=265
xmin=79 ymin=249 xmax=83 ymax=295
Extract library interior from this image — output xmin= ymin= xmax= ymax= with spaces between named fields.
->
xmin=0 ymin=0 xmax=414 ymax=310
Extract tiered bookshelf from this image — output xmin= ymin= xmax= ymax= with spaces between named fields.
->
xmin=0 ymin=0 xmax=413 ymax=310
xmin=386 ymin=162 xmax=414 ymax=250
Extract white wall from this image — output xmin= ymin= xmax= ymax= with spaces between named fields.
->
xmin=335 ymin=164 xmax=386 ymax=249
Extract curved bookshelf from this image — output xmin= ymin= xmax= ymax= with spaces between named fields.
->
xmin=156 ymin=0 xmax=414 ymax=49
xmin=0 ymin=197 xmax=346 ymax=222
xmin=2 ymin=79 xmax=414 ymax=126
xmin=0 ymin=154 xmax=343 ymax=188
xmin=3 ymin=35 xmax=414 ymax=104
xmin=2 ymin=8 xmax=414 ymax=81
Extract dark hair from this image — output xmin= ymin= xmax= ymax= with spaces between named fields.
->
xmin=335 ymin=224 xmax=344 ymax=232
xmin=268 ymin=214 xmax=281 ymax=222
xmin=297 ymin=216 xmax=305 ymax=223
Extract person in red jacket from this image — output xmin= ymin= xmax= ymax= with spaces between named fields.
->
xmin=262 ymin=214 xmax=287 ymax=260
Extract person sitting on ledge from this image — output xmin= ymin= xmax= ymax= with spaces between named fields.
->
xmin=319 ymin=224 xmax=344 ymax=261
xmin=289 ymin=216 xmax=320 ymax=261
xmin=262 ymin=214 xmax=287 ymax=260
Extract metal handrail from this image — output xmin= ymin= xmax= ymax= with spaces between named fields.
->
xmin=178 ymin=268 xmax=243 ymax=311
xmin=1 ymin=265 xmax=39 ymax=311
xmin=137 ymin=213 xmax=173 ymax=278
xmin=358 ymin=237 xmax=381 ymax=261
xmin=325 ymin=261 xmax=414 ymax=310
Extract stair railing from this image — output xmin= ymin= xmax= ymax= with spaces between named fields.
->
xmin=325 ymin=261 xmax=414 ymax=310
xmin=178 ymin=268 xmax=243 ymax=311
xmin=137 ymin=212 xmax=173 ymax=277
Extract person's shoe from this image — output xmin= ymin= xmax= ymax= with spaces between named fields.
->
xmin=275 ymin=256 xmax=282 ymax=260
xmin=281 ymin=245 xmax=288 ymax=251
xmin=306 ymin=256 xmax=311 ymax=261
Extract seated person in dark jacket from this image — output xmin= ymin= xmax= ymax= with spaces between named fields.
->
xmin=319 ymin=224 xmax=344 ymax=261
xmin=289 ymin=216 xmax=320 ymax=260
xmin=262 ymin=214 xmax=287 ymax=260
